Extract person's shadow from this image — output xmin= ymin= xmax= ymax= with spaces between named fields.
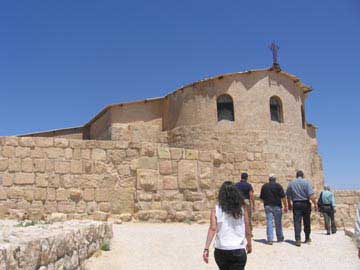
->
xmin=253 ymin=238 xmax=298 ymax=246
xmin=253 ymin=239 xmax=268 ymax=244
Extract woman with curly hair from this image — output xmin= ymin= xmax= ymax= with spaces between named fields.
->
xmin=203 ymin=181 xmax=252 ymax=270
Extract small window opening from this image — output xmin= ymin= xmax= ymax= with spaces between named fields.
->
xmin=217 ymin=94 xmax=234 ymax=121
xmin=270 ymin=96 xmax=283 ymax=123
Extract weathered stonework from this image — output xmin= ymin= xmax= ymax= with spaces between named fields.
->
xmin=0 ymin=220 xmax=112 ymax=270
xmin=3 ymin=68 xmax=355 ymax=226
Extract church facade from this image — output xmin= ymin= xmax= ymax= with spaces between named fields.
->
xmin=21 ymin=67 xmax=324 ymax=191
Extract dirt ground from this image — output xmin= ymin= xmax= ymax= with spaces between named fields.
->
xmin=86 ymin=223 xmax=359 ymax=270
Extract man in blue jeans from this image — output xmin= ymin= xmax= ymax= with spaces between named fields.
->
xmin=260 ymin=174 xmax=288 ymax=245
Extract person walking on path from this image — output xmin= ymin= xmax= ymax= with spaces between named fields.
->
xmin=236 ymin=173 xmax=255 ymax=234
xmin=286 ymin=170 xmax=318 ymax=247
xmin=260 ymin=174 xmax=288 ymax=245
xmin=318 ymin=185 xmax=337 ymax=235
xmin=203 ymin=181 xmax=252 ymax=270
xmin=355 ymin=202 xmax=360 ymax=259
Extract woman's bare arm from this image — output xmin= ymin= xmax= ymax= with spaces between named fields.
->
xmin=203 ymin=208 xmax=217 ymax=263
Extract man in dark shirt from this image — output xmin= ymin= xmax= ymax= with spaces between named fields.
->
xmin=236 ymin=172 xmax=255 ymax=233
xmin=260 ymin=174 xmax=288 ymax=244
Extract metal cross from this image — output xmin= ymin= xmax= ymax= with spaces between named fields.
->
xmin=269 ymin=42 xmax=280 ymax=64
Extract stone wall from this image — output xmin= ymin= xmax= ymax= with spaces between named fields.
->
xmin=0 ymin=220 xmax=112 ymax=270
xmin=334 ymin=190 xmax=360 ymax=227
xmin=0 ymin=136 xmax=323 ymax=225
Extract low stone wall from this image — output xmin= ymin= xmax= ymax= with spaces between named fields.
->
xmin=334 ymin=190 xmax=360 ymax=227
xmin=0 ymin=220 xmax=112 ymax=270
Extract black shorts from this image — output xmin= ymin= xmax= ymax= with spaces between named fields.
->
xmin=214 ymin=248 xmax=247 ymax=270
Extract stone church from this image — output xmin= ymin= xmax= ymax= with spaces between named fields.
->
xmin=21 ymin=64 xmax=324 ymax=190
xmin=0 ymin=59 xmax=330 ymax=224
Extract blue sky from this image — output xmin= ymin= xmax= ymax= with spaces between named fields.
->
xmin=0 ymin=1 xmax=359 ymax=189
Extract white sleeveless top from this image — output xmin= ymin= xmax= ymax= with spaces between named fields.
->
xmin=214 ymin=204 xmax=247 ymax=250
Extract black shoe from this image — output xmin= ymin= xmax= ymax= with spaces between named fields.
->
xmin=295 ymin=240 xmax=301 ymax=247
xmin=331 ymin=231 xmax=337 ymax=234
xmin=305 ymin=238 xmax=312 ymax=244
xmin=326 ymin=232 xmax=331 ymax=235
xmin=267 ymin=241 xmax=273 ymax=245
xmin=277 ymin=237 xmax=285 ymax=242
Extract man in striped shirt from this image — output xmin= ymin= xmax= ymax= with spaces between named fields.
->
xmin=355 ymin=202 xmax=360 ymax=259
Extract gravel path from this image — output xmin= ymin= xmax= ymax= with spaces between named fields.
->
xmin=86 ymin=223 xmax=359 ymax=270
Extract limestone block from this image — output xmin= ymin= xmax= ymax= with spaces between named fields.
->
xmin=185 ymin=149 xmax=198 ymax=160
xmin=83 ymin=188 xmax=95 ymax=201
xmin=69 ymin=189 xmax=82 ymax=202
xmin=140 ymin=143 xmax=156 ymax=157
xmin=44 ymin=201 xmax=58 ymax=213
xmin=33 ymin=159 xmax=46 ymax=172
xmin=23 ymin=188 xmax=34 ymax=201
xmin=234 ymin=152 xmax=247 ymax=162
xmin=0 ymin=187 xmax=6 ymax=200
xmin=199 ymin=151 xmax=212 ymax=162
xmin=199 ymin=162 xmax=212 ymax=179
xmin=7 ymin=187 xmax=24 ymax=199
xmin=178 ymin=160 xmax=198 ymax=190
xmin=8 ymin=158 xmax=21 ymax=172
xmin=158 ymin=146 xmax=170 ymax=159
xmin=34 ymin=188 xmax=47 ymax=201
xmin=35 ymin=137 xmax=53 ymax=147
xmin=126 ymin=149 xmax=138 ymax=158
xmin=47 ymin=174 xmax=61 ymax=188
xmin=92 ymin=149 xmax=107 ymax=161
xmin=137 ymin=169 xmax=159 ymax=191
xmin=175 ymin=211 xmax=187 ymax=222
xmin=86 ymin=202 xmax=98 ymax=214
xmin=47 ymin=212 xmax=67 ymax=222
xmin=93 ymin=211 xmax=109 ymax=221
xmin=119 ymin=213 xmax=132 ymax=221
xmin=137 ymin=157 xmax=158 ymax=170
xmin=64 ymin=148 xmax=73 ymax=159
xmin=14 ymin=173 xmax=35 ymax=185
xmin=137 ymin=210 xmax=168 ymax=222
xmin=1 ymin=173 xmax=13 ymax=186
xmin=2 ymin=146 xmax=14 ymax=157
xmin=54 ymin=161 xmax=70 ymax=174
xmin=81 ymin=149 xmax=91 ymax=159
xmin=54 ymin=138 xmax=69 ymax=148
xmin=108 ymin=149 xmax=126 ymax=164
xmin=193 ymin=201 xmax=207 ymax=211
xmin=31 ymin=147 xmax=44 ymax=158
xmin=0 ymin=158 xmax=8 ymax=171
xmin=56 ymin=188 xmax=69 ymax=201
xmin=19 ymin=137 xmax=35 ymax=147
xmin=162 ymin=176 xmax=178 ymax=190
xmin=95 ymin=189 xmax=111 ymax=202
xmin=76 ymin=201 xmax=87 ymax=213
xmin=47 ymin=188 xmax=56 ymax=201
xmin=57 ymin=201 xmax=75 ymax=213
xmin=184 ymin=190 xmax=203 ymax=201
xmin=21 ymin=158 xmax=34 ymax=172
xmin=212 ymin=151 xmax=223 ymax=165
xmin=44 ymin=147 xmax=64 ymax=159
xmin=162 ymin=190 xmax=183 ymax=201
xmin=159 ymin=160 xmax=172 ymax=175
xmin=136 ymin=191 xmax=153 ymax=202
xmin=4 ymin=136 xmax=18 ymax=146
xmin=45 ymin=160 xmax=54 ymax=172
xmin=199 ymin=178 xmax=212 ymax=190
xmin=99 ymin=202 xmax=111 ymax=212
xmin=71 ymin=160 xmax=83 ymax=174
xmin=170 ymin=148 xmax=183 ymax=160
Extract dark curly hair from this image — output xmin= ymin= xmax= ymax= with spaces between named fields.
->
xmin=218 ymin=181 xmax=245 ymax=219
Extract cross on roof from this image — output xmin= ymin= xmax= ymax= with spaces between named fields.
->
xmin=269 ymin=41 xmax=280 ymax=65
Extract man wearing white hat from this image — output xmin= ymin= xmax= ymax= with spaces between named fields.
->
xmin=260 ymin=174 xmax=288 ymax=245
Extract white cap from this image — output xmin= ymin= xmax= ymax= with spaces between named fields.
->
xmin=269 ymin=174 xmax=276 ymax=179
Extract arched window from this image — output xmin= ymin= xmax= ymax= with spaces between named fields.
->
xmin=270 ymin=96 xmax=283 ymax=123
xmin=217 ymin=94 xmax=234 ymax=122
xmin=301 ymin=105 xmax=306 ymax=129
